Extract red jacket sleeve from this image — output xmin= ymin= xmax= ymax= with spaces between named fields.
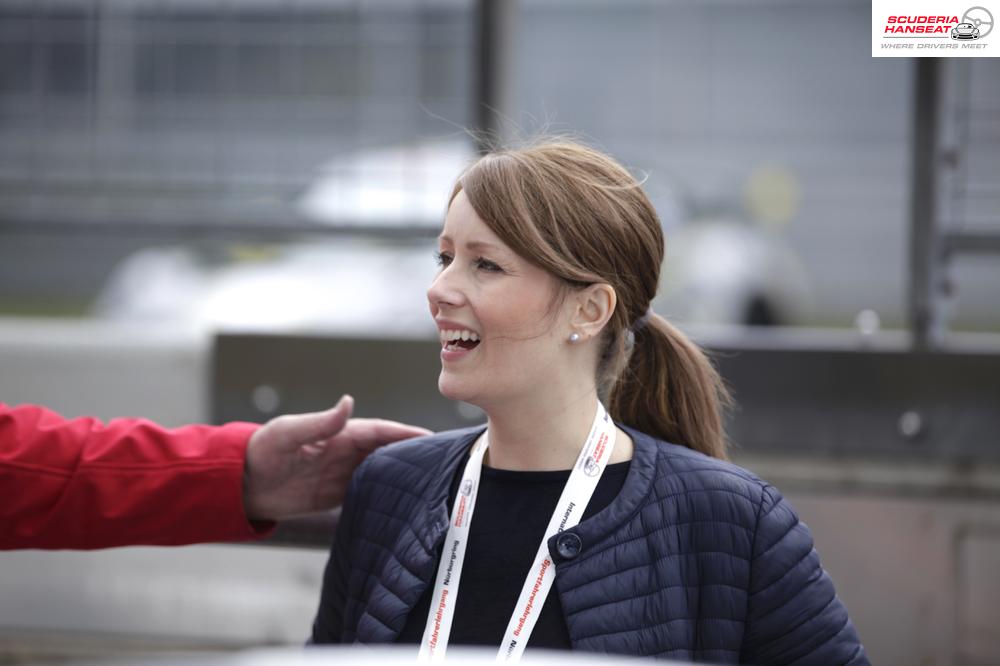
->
xmin=0 ymin=402 xmax=273 ymax=550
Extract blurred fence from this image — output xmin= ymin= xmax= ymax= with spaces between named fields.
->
xmin=1 ymin=1 xmax=998 ymax=331
xmin=0 ymin=0 xmax=473 ymax=210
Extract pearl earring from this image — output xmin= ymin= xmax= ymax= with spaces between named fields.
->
xmin=569 ymin=333 xmax=581 ymax=343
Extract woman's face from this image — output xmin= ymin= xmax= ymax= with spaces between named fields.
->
xmin=427 ymin=189 xmax=569 ymax=407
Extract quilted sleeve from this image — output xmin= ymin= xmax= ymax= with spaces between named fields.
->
xmin=311 ymin=454 xmax=368 ymax=644
xmin=739 ymin=484 xmax=870 ymax=666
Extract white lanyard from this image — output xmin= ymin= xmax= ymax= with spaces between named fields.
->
xmin=418 ymin=402 xmax=617 ymax=662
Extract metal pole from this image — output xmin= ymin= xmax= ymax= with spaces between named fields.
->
xmin=474 ymin=0 xmax=510 ymax=153
xmin=909 ymin=59 xmax=942 ymax=351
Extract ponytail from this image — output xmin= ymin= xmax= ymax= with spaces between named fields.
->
xmin=607 ymin=314 xmax=732 ymax=460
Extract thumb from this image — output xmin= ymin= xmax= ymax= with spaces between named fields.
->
xmin=280 ymin=395 xmax=355 ymax=445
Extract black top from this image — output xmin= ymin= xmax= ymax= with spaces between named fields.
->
xmin=396 ymin=456 xmax=631 ymax=651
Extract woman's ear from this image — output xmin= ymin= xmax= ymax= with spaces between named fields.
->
xmin=568 ymin=283 xmax=617 ymax=342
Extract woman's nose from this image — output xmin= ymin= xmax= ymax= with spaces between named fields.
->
xmin=427 ymin=264 xmax=465 ymax=309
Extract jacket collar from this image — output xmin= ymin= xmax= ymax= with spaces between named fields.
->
xmin=552 ymin=424 xmax=658 ymax=557
xmin=414 ymin=423 xmax=659 ymax=557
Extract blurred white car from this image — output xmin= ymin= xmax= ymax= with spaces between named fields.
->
xmin=93 ymin=140 xmax=810 ymax=333
xmin=92 ymin=239 xmax=441 ymax=337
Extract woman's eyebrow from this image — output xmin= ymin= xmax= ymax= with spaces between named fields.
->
xmin=466 ymin=240 xmax=504 ymax=253
xmin=437 ymin=235 xmax=505 ymax=254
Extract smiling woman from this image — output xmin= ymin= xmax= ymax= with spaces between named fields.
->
xmin=428 ymin=190 xmax=576 ymax=421
xmin=310 ymin=139 xmax=869 ymax=664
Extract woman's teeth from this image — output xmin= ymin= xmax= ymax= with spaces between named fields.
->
xmin=441 ymin=329 xmax=480 ymax=350
xmin=442 ymin=329 xmax=480 ymax=342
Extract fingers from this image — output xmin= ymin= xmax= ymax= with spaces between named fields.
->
xmin=341 ymin=418 xmax=432 ymax=451
xmin=280 ymin=395 xmax=355 ymax=445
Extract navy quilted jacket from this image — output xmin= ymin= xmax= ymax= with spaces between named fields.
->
xmin=312 ymin=425 xmax=869 ymax=664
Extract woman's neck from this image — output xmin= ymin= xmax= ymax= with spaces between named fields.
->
xmin=481 ymin=387 xmax=630 ymax=471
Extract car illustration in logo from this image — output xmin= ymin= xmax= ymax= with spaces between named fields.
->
xmin=951 ymin=22 xmax=981 ymax=39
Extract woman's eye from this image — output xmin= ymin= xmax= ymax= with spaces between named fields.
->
xmin=476 ymin=258 xmax=503 ymax=273
xmin=435 ymin=251 xmax=502 ymax=273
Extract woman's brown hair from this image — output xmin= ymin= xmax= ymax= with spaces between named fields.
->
xmin=452 ymin=139 xmax=731 ymax=460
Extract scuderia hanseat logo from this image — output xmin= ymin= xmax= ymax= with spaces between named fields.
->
xmin=885 ymin=13 xmax=963 ymax=34
xmin=875 ymin=3 xmax=994 ymax=54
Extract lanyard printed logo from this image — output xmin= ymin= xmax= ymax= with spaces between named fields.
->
xmin=418 ymin=403 xmax=617 ymax=662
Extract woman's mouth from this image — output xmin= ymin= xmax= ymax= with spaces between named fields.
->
xmin=440 ymin=329 xmax=481 ymax=353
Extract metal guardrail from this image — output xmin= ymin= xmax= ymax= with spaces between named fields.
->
xmin=211 ymin=330 xmax=1000 ymax=547
xmin=212 ymin=330 xmax=1000 ymax=461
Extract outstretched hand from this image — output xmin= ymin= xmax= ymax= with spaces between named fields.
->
xmin=242 ymin=396 xmax=431 ymax=521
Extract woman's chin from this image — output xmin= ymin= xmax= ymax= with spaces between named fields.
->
xmin=438 ymin=374 xmax=485 ymax=405
xmin=438 ymin=376 xmax=467 ymax=402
